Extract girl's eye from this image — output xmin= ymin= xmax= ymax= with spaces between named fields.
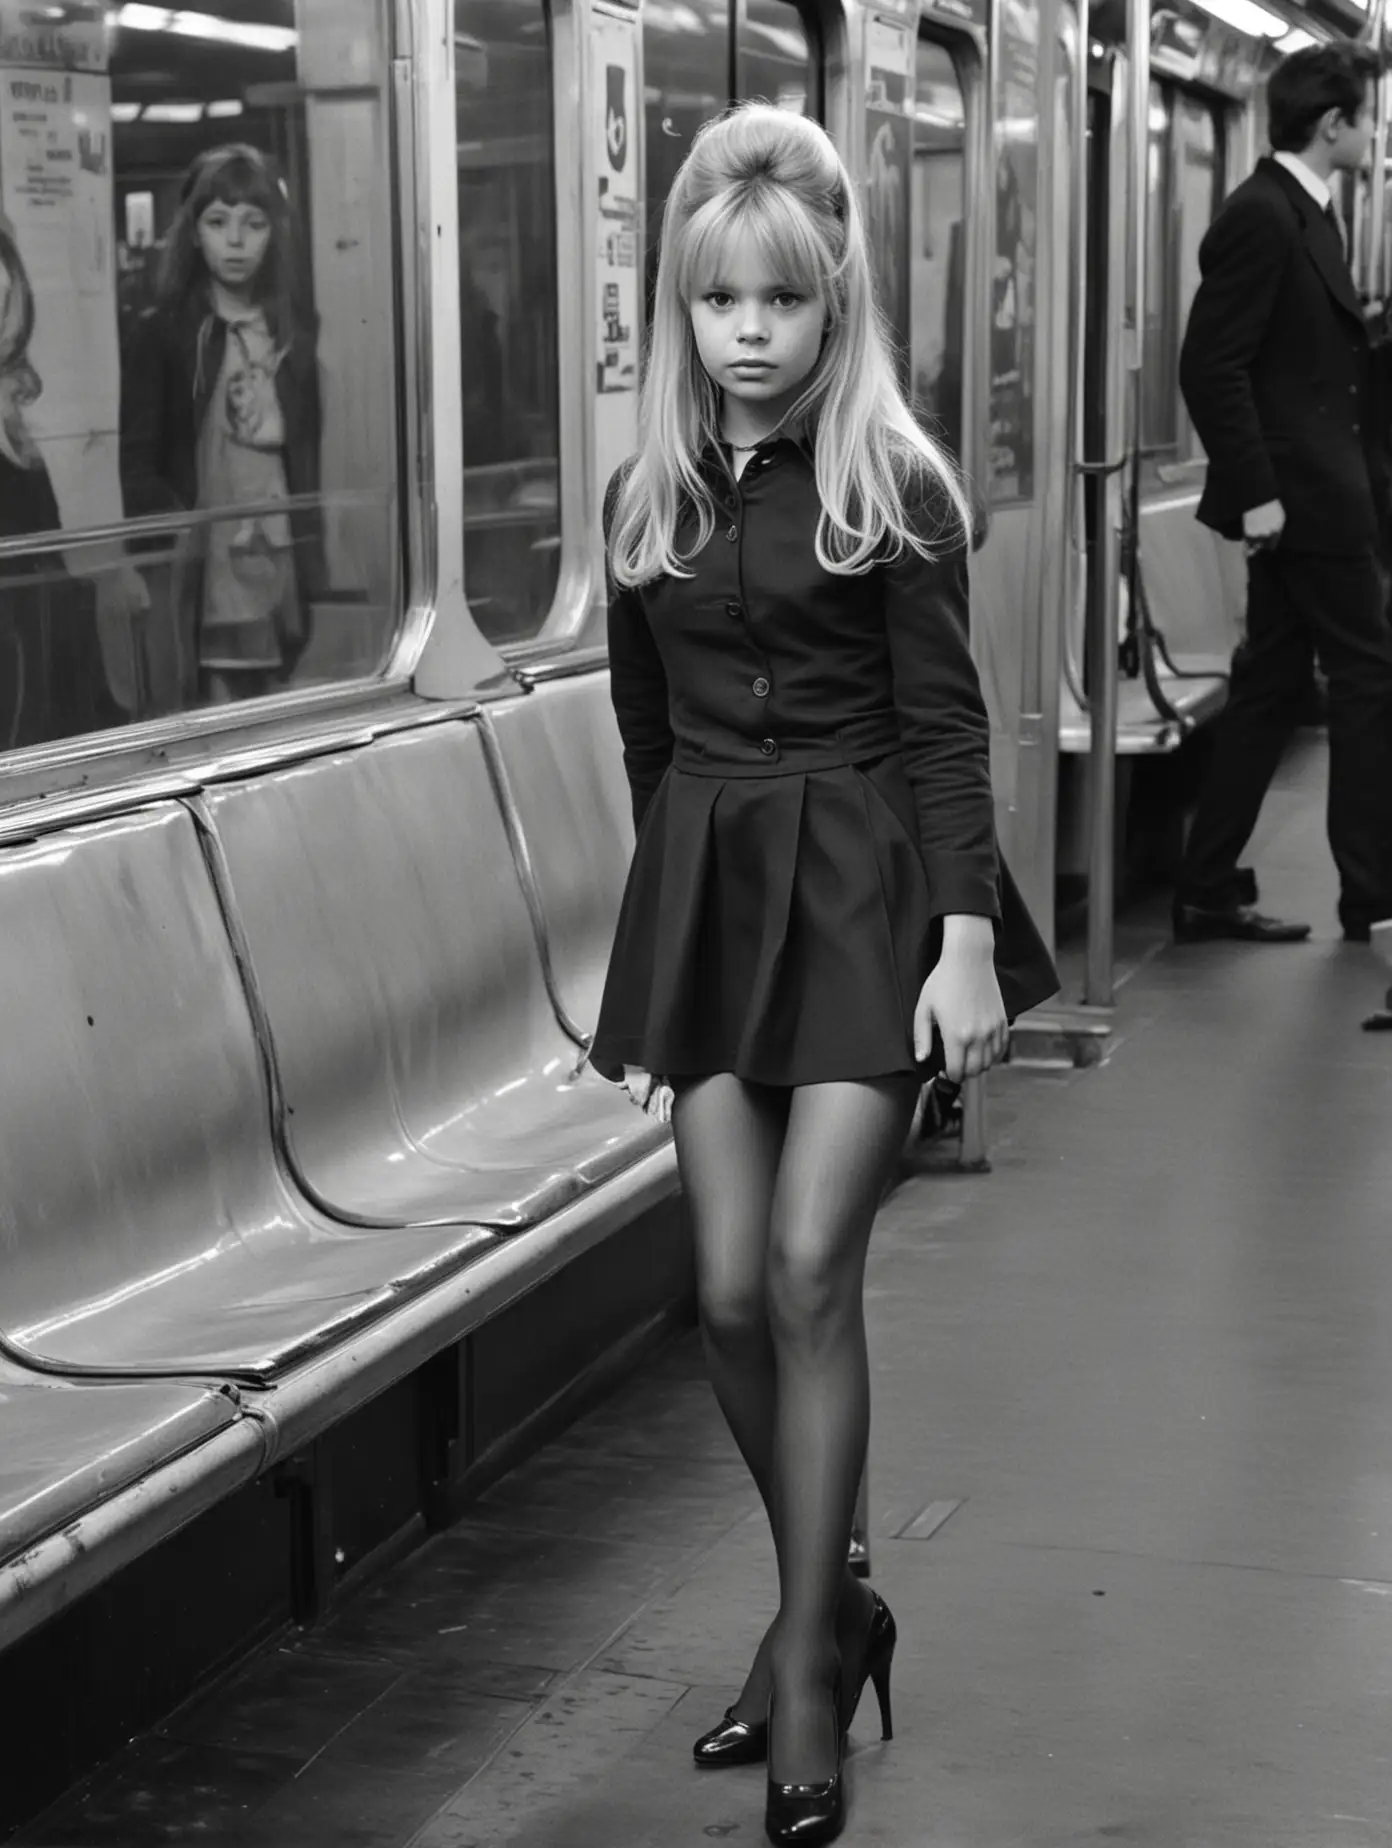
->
xmin=703 ymin=291 xmax=733 ymax=309
xmin=245 ymin=216 xmax=269 ymax=235
xmin=774 ymin=292 xmax=803 ymax=309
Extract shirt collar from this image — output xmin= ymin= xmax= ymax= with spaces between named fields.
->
xmin=1272 ymin=150 xmax=1332 ymax=214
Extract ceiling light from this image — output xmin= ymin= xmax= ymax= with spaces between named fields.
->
xmin=142 ymin=100 xmax=205 ymax=121
xmin=112 ymin=6 xmax=297 ymax=53
xmin=205 ymin=98 xmax=245 ymax=118
xmin=1188 ymin=0 xmax=1289 ymax=36
xmin=1276 ymin=26 xmax=1318 ymax=49
xmin=110 ymin=101 xmax=143 ymax=122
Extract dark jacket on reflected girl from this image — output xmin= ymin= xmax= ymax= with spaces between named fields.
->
xmin=118 ymin=301 xmax=326 ymax=671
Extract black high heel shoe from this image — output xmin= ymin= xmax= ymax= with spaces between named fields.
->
xmin=692 ymin=1707 xmax=769 ymax=1769
xmin=838 ymin=1592 xmax=896 ymax=1744
xmin=764 ymin=1689 xmax=845 ymax=1847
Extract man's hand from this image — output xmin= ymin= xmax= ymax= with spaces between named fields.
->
xmin=1242 ymin=499 xmax=1285 ymax=553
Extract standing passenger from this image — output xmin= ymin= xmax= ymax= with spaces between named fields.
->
xmin=1174 ymin=44 xmax=1392 ymax=944
xmin=120 ymin=144 xmax=323 ymax=706
xmin=589 ymin=107 xmax=1057 ymax=1847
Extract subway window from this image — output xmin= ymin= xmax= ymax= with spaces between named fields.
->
xmin=455 ymin=0 xmax=562 ymax=647
xmin=643 ymin=0 xmax=728 ymax=304
xmin=910 ymin=38 xmax=967 ymax=468
xmin=1141 ymin=81 xmax=1222 ymax=470
xmin=0 ymin=2 xmax=402 ymax=756
xmin=740 ymin=0 xmax=822 ymax=118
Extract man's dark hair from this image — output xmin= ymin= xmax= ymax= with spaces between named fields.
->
xmin=1268 ymin=43 xmax=1380 ymax=153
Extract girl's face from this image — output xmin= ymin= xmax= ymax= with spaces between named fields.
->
xmin=688 ymin=226 xmax=825 ymax=418
xmin=196 ymin=197 xmax=272 ymax=291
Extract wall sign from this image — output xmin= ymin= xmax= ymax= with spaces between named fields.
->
xmin=0 ymin=50 xmax=119 ymax=533
xmin=592 ymin=5 xmax=640 ymax=504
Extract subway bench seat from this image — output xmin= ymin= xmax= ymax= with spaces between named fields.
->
xmin=1060 ymin=495 xmax=1236 ymax=755
xmin=0 ymin=805 xmax=497 ymax=1381
xmin=0 ymin=1361 xmax=241 ymax=1571
xmin=201 ymin=718 xmax=666 ymax=1235
xmin=484 ymin=673 xmax=635 ymax=1039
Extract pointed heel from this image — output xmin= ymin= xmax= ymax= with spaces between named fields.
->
xmin=839 ymin=1592 xmax=898 ymax=1744
xmin=869 ymin=1651 xmax=894 ymax=1740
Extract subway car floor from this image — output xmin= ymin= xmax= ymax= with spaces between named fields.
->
xmin=21 ymin=734 xmax=1392 ymax=1848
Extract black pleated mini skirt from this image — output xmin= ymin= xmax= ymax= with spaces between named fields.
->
xmin=589 ymin=754 xmax=1058 ymax=1088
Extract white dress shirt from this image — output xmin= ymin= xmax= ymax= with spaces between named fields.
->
xmin=1272 ymin=149 xmax=1332 ymax=213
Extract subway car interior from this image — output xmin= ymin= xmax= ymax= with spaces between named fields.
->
xmin=0 ymin=0 xmax=1390 ymax=1840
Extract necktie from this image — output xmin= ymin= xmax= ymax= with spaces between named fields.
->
xmin=1325 ymin=200 xmax=1347 ymax=260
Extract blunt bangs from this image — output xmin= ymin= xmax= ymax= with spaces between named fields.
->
xmin=677 ymin=182 xmax=838 ymax=310
xmin=189 ymin=152 xmax=280 ymax=222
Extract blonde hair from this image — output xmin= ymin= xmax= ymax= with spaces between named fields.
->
xmin=610 ymin=105 xmax=970 ymax=588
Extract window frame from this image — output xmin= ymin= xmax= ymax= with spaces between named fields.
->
xmin=912 ymin=20 xmax=988 ymax=514
xmin=453 ymin=0 xmax=593 ymax=663
xmin=0 ymin=0 xmax=422 ymax=806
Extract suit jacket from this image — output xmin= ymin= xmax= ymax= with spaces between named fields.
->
xmin=1180 ymin=157 xmax=1383 ymax=556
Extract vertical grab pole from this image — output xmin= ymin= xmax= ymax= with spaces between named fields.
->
xmin=1082 ymin=44 xmax=1135 ymax=1007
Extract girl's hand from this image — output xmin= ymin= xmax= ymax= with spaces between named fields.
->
xmin=913 ymin=915 xmax=1009 ymax=1082
xmin=622 ymin=1067 xmax=674 ymax=1124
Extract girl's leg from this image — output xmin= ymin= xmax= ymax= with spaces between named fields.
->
xmin=764 ymin=1076 xmax=919 ymax=1783
xmin=673 ymin=1075 xmax=885 ymax=1727
xmin=673 ymin=1074 xmax=788 ymax=1720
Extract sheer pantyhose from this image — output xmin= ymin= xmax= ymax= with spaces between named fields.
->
xmin=673 ymin=1071 xmax=919 ymax=1785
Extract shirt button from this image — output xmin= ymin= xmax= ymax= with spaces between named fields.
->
xmin=752 ymin=676 xmax=770 ymax=698
xmin=725 ymin=601 xmax=742 ymax=618
xmin=726 ymin=524 xmax=738 ymax=542
xmin=759 ymin=737 xmax=777 ymax=757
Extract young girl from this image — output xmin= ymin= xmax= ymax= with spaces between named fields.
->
xmin=120 ymin=143 xmax=324 ymax=705
xmin=589 ymin=107 xmax=1057 ymax=1846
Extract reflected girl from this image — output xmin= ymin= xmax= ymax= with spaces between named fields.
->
xmin=120 ymin=143 xmax=323 ymax=704
xmin=0 ymin=220 xmax=56 ymax=526
xmin=0 ymin=218 xmax=113 ymax=748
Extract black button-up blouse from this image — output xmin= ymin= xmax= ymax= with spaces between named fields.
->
xmin=605 ymin=439 xmax=1000 ymax=921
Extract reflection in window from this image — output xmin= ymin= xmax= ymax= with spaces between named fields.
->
xmin=741 ymin=0 xmax=822 ymax=119
xmin=455 ymin=0 xmax=562 ymax=647
xmin=0 ymin=0 xmax=401 ymax=754
xmin=1142 ymin=82 xmax=1221 ymax=467
xmin=910 ymin=39 xmax=967 ymax=467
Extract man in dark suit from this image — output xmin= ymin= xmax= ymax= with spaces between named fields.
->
xmin=1175 ymin=43 xmax=1392 ymax=944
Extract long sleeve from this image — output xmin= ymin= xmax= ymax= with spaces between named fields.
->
xmin=118 ymin=312 xmax=185 ymax=519
xmin=604 ymin=466 xmax=674 ymax=832
xmin=882 ymin=486 xmax=999 ymax=919
xmin=1178 ymin=194 xmax=1289 ymax=518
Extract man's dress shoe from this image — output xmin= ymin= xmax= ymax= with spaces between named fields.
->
xmin=1173 ymin=902 xmax=1311 ymax=944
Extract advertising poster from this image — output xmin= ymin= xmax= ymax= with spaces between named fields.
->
xmin=0 ymin=32 xmax=120 ymax=534
xmin=594 ymin=10 xmax=639 ymax=399
xmin=592 ymin=5 xmax=640 ymax=510
xmin=990 ymin=0 xmax=1039 ymax=504
xmin=865 ymin=15 xmax=914 ymax=367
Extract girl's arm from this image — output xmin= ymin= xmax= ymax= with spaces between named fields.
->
xmin=881 ymin=481 xmax=1000 ymax=922
xmin=604 ymin=468 xmax=675 ymax=833
xmin=118 ymin=313 xmax=184 ymax=518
